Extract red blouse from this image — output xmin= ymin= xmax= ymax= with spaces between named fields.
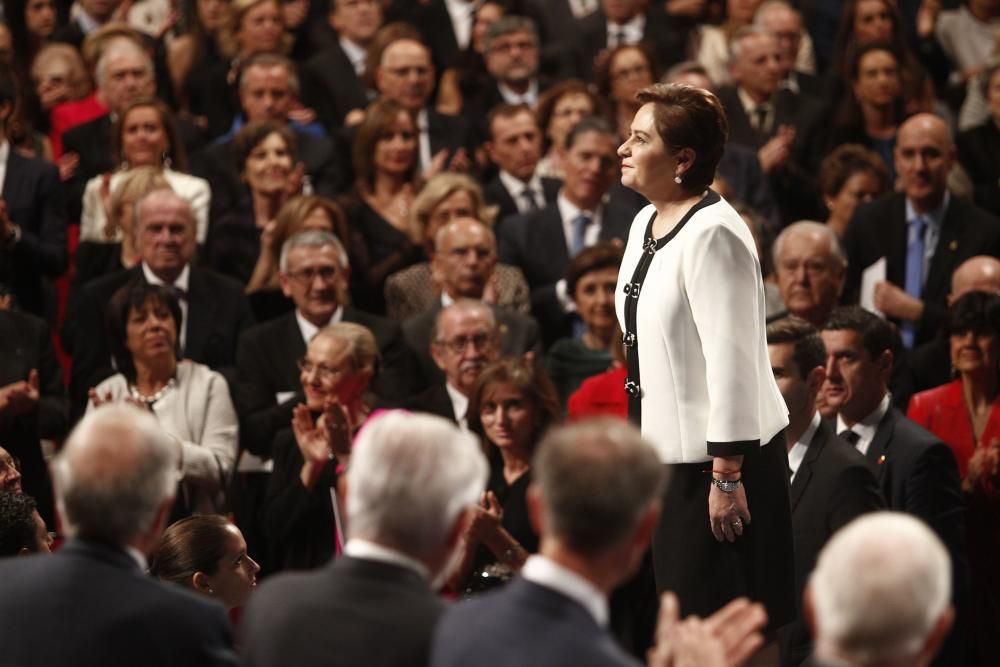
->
xmin=907 ymin=379 xmax=1000 ymax=479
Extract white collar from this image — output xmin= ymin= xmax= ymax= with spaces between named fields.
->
xmin=736 ymin=86 xmax=772 ymax=114
xmin=607 ymin=14 xmax=645 ymax=40
xmin=787 ymin=411 xmax=820 ymax=481
xmin=498 ymin=169 xmax=543 ymax=200
xmin=141 ymin=262 xmax=190 ymax=292
xmin=521 ymin=555 xmax=609 ymax=627
xmin=126 ymin=545 xmax=148 ymax=571
xmin=497 ymin=79 xmax=539 ymax=106
xmin=343 ymin=539 xmax=429 ymax=580
xmin=76 ymin=8 xmax=102 ymax=34
xmin=445 ymin=381 xmax=469 ymax=427
xmin=0 ymin=140 xmax=9 ymax=165
xmin=294 ymin=306 xmax=344 ymax=344
xmin=837 ymin=392 xmax=890 ymax=443
xmin=339 ymin=37 xmax=368 ymax=75
xmin=556 ymin=190 xmax=600 ymax=224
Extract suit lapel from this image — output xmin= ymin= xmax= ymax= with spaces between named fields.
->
xmin=542 ymin=208 xmax=571 ymax=274
xmin=886 ymin=195 xmax=909 ymax=287
xmin=790 ymin=420 xmax=827 ymax=510
xmin=1 ymin=151 xmax=21 ymax=202
xmin=184 ymin=268 xmax=209 ymax=359
xmin=866 ymin=408 xmax=895 ymax=476
xmin=923 ymin=199 xmax=963 ymax=300
xmin=279 ymin=313 xmax=307 ymax=386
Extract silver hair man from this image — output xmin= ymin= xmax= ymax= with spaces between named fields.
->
xmin=807 ymin=512 xmax=953 ymax=666
xmin=279 ymin=229 xmax=350 ymax=273
xmin=52 ymin=404 xmax=179 ymax=549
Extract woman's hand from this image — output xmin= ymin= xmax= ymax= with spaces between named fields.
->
xmin=292 ymin=403 xmax=332 ymax=465
xmin=469 ymin=491 xmax=503 ymax=542
xmin=57 ymin=153 xmax=79 ymax=182
xmin=285 ymin=162 xmax=307 ymax=198
xmin=319 ymin=397 xmax=352 ymax=460
xmin=965 ymin=440 xmax=1000 ymax=494
xmin=708 ymin=483 xmax=751 ymax=543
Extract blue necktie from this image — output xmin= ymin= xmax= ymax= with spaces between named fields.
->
xmin=901 ymin=217 xmax=927 ymax=348
xmin=570 ymin=213 xmax=591 ymax=256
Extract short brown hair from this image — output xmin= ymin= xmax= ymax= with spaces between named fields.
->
xmin=486 ymin=103 xmax=537 ymax=143
xmin=565 ymin=242 xmax=624 ymax=297
xmin=231 ymin=121 xmax=296 ymax=173
xmin=635 ymin=83 xmax=729 ymax=192
xmin=818 ymin=144 xmax=889 ymax=199
xmin=466 ymin=358 xmax=562 ymax=452
xmin=113 ymin=98 xmax=188 ymax=171
xmin=766 ymin=316 xmax=826 ymax=379
xmin=536 ymin=79 xmax=602 ymax=150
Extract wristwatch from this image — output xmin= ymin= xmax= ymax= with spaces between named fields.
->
xmin=711 ymin=478 xmax=741 ymax=493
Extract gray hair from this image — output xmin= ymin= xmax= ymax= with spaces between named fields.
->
xmin=483 ymin=15 xmax=539 ymax=53
xmin=346 ymin=411 xmax=488 ymax=559
xmin=533 ymin=419 xmax=666 ymax=555
xmin=432 ymin=217 xmax=496 ymax=253
xmin=430 ymin=299 xmax=497 ymax=344
xmin=753 ymin=0 xmax=801 ymax=26
xmin=279 ymin=229 xmax=350 ymax=273
xmin=95 ymin=38 xmax=153 ymax=90
xmin=52 ymin=404 xmax=180 ymax=545
xmin=772 ymin=221 xmax=848 ymax=273
xmin=809 ymin=512 xmax=951 ymax=663
xmin=134 ymin=187 xmax=193 ymax=233
xmin=238 ymin=52 xmax=300 ymax=96
xmin=728 ymin=25 xmax=774 ymax=65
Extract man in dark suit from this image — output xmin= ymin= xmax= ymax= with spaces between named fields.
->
xmin=0 ymin=404 xmax=237 ymax=667
xmin=716 ymin=27 xmax=825 ymax=224
xmin=0 ymin=309 xmax=69 ymax=525
xmin=766 ymin=317 xmax=883 ymax=667
xmin=403 ymin=219 xmax=540 ymax=386
xmin=52 ymin=0 xmax=121 ymax=47
xmin=233 ymin=230 xmax=415 ymax=569
xmin=431 ymin=418 xmax=666 ymax=666
xmin=754 ymin=1 xmax=828 ymax=102
xmin=65 ymin=190 xmax=254 ymax=416
xmin=0 ymin=70 xmax=67 ymax=318
xmin=300 ymin=0 xmax=381 ymax=131
xmin=241 ymin=411 xmax=488 ymax=667
xmin=400 ymin=299 xmax=500 ymax=425
xmin=191 ymin=54 xmax=345 ymax=218
xmin=577 ymin=0 xmax=688 ymax=79
xmin=842 ymin=114 xmax=1000 ymax=349
xmin=820 ymin=306 xmax=968 ymax=667
xmin=482 ymin=104 xmax=561 ymax=222
xmin=805 ymin=513 xmax=956 ymax=667
xmin=498 ymin=117 xmax=637 ymax=343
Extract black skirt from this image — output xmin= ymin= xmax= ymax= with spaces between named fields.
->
xmin=651 ymin=431 xmax=796 ymax=635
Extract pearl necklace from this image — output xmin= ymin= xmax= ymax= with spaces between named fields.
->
xmin=128 ymin=378 xmax=177 ymax=407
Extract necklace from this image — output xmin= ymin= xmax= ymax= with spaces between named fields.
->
xmin=128 ymin=378 xmax=177 ymax=407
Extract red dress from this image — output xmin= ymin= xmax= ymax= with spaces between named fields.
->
xmin=907 ymin=379 xmax=1000 ymax=479
xmin=567 ymin=366 xmax=628 ymax=420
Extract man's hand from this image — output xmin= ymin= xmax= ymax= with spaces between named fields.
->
xmin=873 ymin=281 xmax=924 ymax=321
xmin=756 ymin=126 xmax=795 ymax=173
xmin=0 ymin=370 xmax=40 ymax=416
xmin=648 ymin=592 xmax=767 ymax=667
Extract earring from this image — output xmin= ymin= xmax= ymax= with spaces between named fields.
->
xmin=674 ymin=175 xmax=683 ymax=184
xmin=120 ymin=160 xmax=130 ymax=172
xmin=161 ymin=152 xmax=172 ymax=169
xmin=207 ymin=587 xmax=214 ymax=594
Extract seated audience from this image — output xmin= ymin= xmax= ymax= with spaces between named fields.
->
xmin=242 ymin=411 xmax=488 ymax=667
xmin=403 ymin=218 xmax=540 ymax=386
xmin=80 ymin=98 xmax=210 ymax=245
xmin=534 ymin=79 xmax=601 ymax=180
xmin=452 ymin=359 xmax=561 ymax=594
xmin=262 ymin=322 xmax=378 ymax=572
xmin=166 ymin=0 xmax=228 ymax=109
xmin=817 ymin=143 xmax=888 ymax=238
xmin=88 ymin=281 xmax=238 ymax=517
xmin=956 ymin=62 xmax=1000 ymax=214
xmin=545 ymin=243 xmax=621 ymax=404
xmin=806 ymin=513 xmax=955 ymax=667
xmin=0 ymin=491 xmax=52 ymax=556
xmin=149 ymin=514 xmax=261 ymax=611
xmin=597 ymin=44 xmax=657 ymax=142
xmin=30 ymin=43 xmax=94 ymax=153
xmin=773 ymin=221 xmax=847 ymax=328
xmin=66 ymin=189 xmax=253 ymax=416
xmin=0 ymin=404 xmax=237 ymax=665
xmin=385 ymin=172 xmax=529 ymax=320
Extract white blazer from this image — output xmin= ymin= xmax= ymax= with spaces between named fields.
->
xmin=616 ymin=199 xmax=788 ymax=464
xmin=79 ymin=168 xmax=211 ymax=244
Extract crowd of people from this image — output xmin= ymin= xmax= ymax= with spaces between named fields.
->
xmin=0 ymin=0 xmax=999 ymax=665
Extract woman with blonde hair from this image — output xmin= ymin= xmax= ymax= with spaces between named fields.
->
xmin=383 ymin=172 xmax=530 ymax=320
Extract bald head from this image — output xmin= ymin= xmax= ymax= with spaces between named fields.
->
xmin=376 ymin=38 xmax=434 ymax=111
xmin=432 ymin=218 xmax=498 ymax=300
xmin=53 ymin=405 xmax=178 ymax=547
xmin=950 ymin=256 xmax=1000 ymax=303
xmin=774 ymin=221 xmax=847 ymax=327
xmin=135 ymin=189 xmax=196 ymax=283
xmin=895 ymin=113 xmax=955 ymax=213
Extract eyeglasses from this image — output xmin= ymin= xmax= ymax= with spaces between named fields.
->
xmin=297 ymin=357 xmax=345 ymax=383
xmin=287 ymin=266 xmax=338 ymax=283
xmin=434 ymin=332 xmax=496 ymax=354
xmin=490 ymin=39 xmax=537 ymax=55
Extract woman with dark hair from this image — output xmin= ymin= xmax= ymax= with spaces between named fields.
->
xmin=616 ymin=83 xmax=794 ymax=636
xmin=87 ymin=281 xmax=238 ymax=517
xmin=452 ymin=358 xmax=561 ymax=594
xmin=534 ymin=79 xmax=601 ymax=180
xmin=827 ymin=43 xmax=907 ymax=181
xmin=597 ymin=44 xmax=658 ymax=142
xmin=80 ymin=98 xmax=211 ymax=246
xmin=347 ymin=98 xmax=424 ymax=313
xmin=150 ymin=515 xmax=260 ymax=611
xmin=818 ymin=143 xmax=889 ymax=238
xmin=545 ymin=242 xmax=622 ymax=405
xmin=169 ymin=0 xmax=229 ymax=106
xmin=205 ymin=121 xmax=300 ymax=285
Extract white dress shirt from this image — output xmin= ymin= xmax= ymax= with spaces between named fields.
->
xmin=837 ymin=393 xmax=890 ymax=457
xmin=787 ymin=411 xmax=820 ymax=483
xmin=443 ymin=0 xmax=476 ymax=51
xmin=0 ymin=140 xmax=9 ymax=193
xmin=294 ymin=306 xmax=345 ymax=345
xmin=344 ymin=539 xmax=430 ymax=580
xmin=340 ymin=36 xmax=368 ymax=76
xmin=607 ymin=14 xmax=645 ymax=47
xmin=499 ymin=169 xmax=545 ymax=213
xmin=522 ymin=555 xmax=608 ymax=627
xmin=556 ymin=192 xmax=603 ymax=255
xmin=142 ymin=262 xmax=191 ymax=351
xmin=417 ymin=108 xmax=433 ymax=172
xmin=497 ymin=79 xmax=540 ymax=107
xmin=445 ymin=381 xmax=470 ymax=430
xmin=737 ymin=87 xmax=773 ymax=134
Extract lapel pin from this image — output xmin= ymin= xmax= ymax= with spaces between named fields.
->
xmin=949 ymin=240 xmax=958 ymax=251
xmin=878 ymin=454 xmax=886 ymax=465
